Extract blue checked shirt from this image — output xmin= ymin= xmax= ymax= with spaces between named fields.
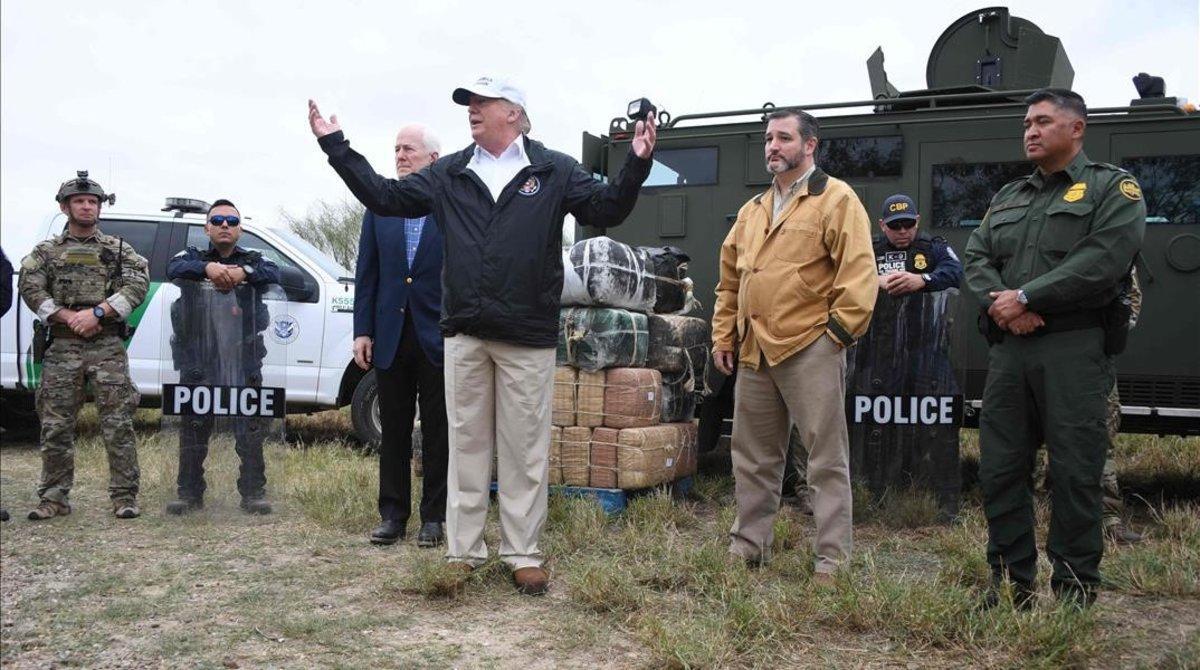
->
xmin=405 ymin=216 xmax=425 ymax=268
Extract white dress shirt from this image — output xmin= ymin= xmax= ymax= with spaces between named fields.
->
xmin=466 ymin=135 xmax=531 ymax=202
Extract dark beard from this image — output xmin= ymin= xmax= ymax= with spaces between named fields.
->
xmin=766 ymin=155 xmax=800 ymax=174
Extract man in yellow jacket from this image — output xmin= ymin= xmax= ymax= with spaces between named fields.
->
xmin=712 ymin=109 xmax=877 ymax=582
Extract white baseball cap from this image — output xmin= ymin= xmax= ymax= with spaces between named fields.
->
xmin=452 ymin=75 xmax=527 ymax=109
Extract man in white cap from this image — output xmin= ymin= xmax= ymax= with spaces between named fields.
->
xmin=308 ymin=77 xmax=656 ymax=595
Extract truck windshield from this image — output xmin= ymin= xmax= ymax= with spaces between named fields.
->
xmin=271 ymin=227 xmax=353 ymax=279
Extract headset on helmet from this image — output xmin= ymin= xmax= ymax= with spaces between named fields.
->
xmin=55 ymin=170 xmax=116 ymax=205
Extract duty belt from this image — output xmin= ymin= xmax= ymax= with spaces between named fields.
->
xmin=1029 ymin=310 xmax=1104 ymax=336
xmin=50 ymin=323 xmax=122 ymax=339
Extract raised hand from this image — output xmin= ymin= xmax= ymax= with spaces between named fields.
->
xmin=308 ymin=99 xmax=342 ymax=138
xmin=632 ymin=111 xmax=657 ymax=160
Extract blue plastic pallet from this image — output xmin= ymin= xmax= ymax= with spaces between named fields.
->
xmin=489 ymin=476 xmax=694 ymax=515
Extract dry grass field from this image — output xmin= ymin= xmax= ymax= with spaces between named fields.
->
xmin=1 ymin=407 xmax=1197 ymax=669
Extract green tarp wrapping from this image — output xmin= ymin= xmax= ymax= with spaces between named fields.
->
xmin=557 ymin=307 xmax=649 ymax=371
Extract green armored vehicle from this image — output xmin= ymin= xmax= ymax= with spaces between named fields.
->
xmin=579 ymin=6 xmax=1200 ymax=436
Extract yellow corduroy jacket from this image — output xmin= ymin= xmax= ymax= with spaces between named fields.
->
xmin=711 ymin=168 xmax=878 ymax=370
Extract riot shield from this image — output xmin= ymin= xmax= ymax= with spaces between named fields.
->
xmin=846 ymin=288 xmax=963 ymax=518
xmin=158 ymin=279 xmax=290 ymax=498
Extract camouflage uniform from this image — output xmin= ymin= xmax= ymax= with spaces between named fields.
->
xmin=19 ymin=229 xmax=149 ymax=507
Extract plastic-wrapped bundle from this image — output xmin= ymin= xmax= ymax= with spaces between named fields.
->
xmin=561 ymin=237 xmax=656 ymax=311
xmin=668 ymin=422 xmax=699 ymax=480
xmin=646 ymin=314 xmax=711 ymax=392
xmin=614 ymin=425 xmax=679 ymax=489
xmin=590 ymin=427 xmax=619 ymax=488
xmin=660 ymin=366 xmax=697 ymax=423
xmin=576 ymin=370 xmax=606 ymax=427
xmin=557 ymin=307 xmax=648 ymax=371
xmin=603 ymin=368 xmax=662 ymax=429
xmin=558 ymin=426 xmax=592 ymax=487
xmin=641 ymin=245 xmax=690 ymax=313
xmin=549 ymin=426 xmax=563 ymax=485
xmin=553 ymin=367 xmax=578 ymax=427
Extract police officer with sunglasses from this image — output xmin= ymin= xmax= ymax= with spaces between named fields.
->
xmin=874 ymin=194 xmax=963 ymax=296
xmin=165 ymin=198 xmax=280 ymax=515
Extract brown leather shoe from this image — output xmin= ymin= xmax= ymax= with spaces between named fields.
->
xmin=512 ymin=566 xmax=550 ymax=596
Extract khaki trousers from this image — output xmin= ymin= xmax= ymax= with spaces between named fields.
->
xmin=443 ymin=334 xmax=556 ymax=570
xmin=730 ymin=334 xmax=853 ymax=573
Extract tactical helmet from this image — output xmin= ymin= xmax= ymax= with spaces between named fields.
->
xmin=55 ymin=170 xmax=116 ymax=205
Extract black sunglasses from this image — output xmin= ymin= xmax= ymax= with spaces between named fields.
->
xmin=209 ymin=215 xmax=240 ymax=227
xmin=885 ymin=219 xmax=916 ymax=231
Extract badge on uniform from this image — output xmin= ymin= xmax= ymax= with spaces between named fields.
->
xmin=1119 ymin=179 xmax=1142 ymax=200
xmin=1063 ymin=182 xmax=1087 ymax=202
xmin=913 ymin=253 xmax=928 ymax=270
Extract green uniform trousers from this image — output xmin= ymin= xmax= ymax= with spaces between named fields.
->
xmin=979 ymin=328 xmax=1112 ymax=588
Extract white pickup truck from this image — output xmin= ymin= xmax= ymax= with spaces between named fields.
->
xmin=0 ymin=198 xmax=384 ymax=444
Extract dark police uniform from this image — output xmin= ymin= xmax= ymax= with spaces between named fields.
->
xmin=167 ymin=245 xmax=279 ymax=503
xmin=873 ymin=232 xmax=964 ymax=291
xmin=964 ymin=151 xmax=1145 ymax=597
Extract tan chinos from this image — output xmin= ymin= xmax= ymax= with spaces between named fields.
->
xmin=729 ymin=335 xmax=853 ymax=573
xmin=443 ymin=334 xmax=556 ymax=569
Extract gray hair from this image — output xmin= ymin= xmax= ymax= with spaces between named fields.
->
xmin=766 ymin=108 xmax=820 ymax=141
xmin=400 ymin=123 xmax=441 ymax=155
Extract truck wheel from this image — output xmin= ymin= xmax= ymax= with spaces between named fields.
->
xmin=350 ymin=370 xmax=382 ymax=450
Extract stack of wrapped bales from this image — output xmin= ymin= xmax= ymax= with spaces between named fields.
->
xmin=552 ymin=236 xmax=708 ymax=490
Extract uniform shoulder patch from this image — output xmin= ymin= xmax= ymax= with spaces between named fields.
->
xmin=20 ymin=255 xmax=40 ymax=270
xmin=1119 ymin=179 xmax=1143 ymax=201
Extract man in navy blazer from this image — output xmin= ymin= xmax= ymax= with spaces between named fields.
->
xmin=354 ymin=124 xmax=448 ymax=547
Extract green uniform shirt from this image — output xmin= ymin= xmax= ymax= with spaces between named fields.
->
xmin=964 ymin=151 xmax=1146 ymax=314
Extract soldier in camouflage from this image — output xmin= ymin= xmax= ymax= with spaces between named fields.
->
xmin=18 ymin=171 xmax=149 ymax=520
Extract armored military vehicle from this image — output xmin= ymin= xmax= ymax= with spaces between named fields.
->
xmin=579 ymin=6 xmax=1199 ymax=436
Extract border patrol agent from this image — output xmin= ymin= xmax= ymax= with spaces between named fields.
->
xmin=964 ymin=89 xmax=1145 ymax=608
xmin=873 ymin=194 xmax=963 ymax=295
xmin=18 ymin=171 xmax=149 ymax=520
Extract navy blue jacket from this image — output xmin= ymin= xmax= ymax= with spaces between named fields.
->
xmin=354 ymin=211 xmax=444 ymax=369
xmin=166 ymin=245 xmax=279 ymax=379
xmin=319 ymin=132 xmax=651 ymax=348
xmin=873 ymin=232 xmax=963 ymax=292
xmin=167 ymin=245 xmax=281 ymax=287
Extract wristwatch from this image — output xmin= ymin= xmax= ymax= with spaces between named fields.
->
xmin=921 ymin=273 xmax=931 ymax=284
xmin=1016 ymin=289 xmax=1029 ymax=305
xmin=92 ymin=305 xmax=106 ymax=319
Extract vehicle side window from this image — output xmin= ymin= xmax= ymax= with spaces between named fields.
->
xmin=818 ymin=136 xmax=904 ymax=179
xmin=931 ymin=161 xmax=1030 ymax=228
xmin=643 ymin=147 xmax=718 ymax=187
xmin=186 ymin=226 xmax=301 ymax=270
xmin=186 ymin=225 xmax=314 ymax=302
xmin=1121 ymin=155 xmax=1200 ymax=225
xmin=99 ymin=219 xmax=163 ymax=280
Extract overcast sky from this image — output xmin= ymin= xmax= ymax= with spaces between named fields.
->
xmin=2 ymin=0 xmax=1196 ymax=259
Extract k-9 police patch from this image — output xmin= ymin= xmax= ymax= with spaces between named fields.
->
xmin=518 ymin=176 xmax=541 ymax=196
